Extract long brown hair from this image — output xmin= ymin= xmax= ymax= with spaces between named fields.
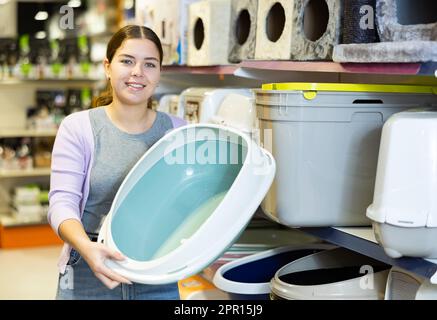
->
xmin=93 ymin=25 xmax=163 ymax=107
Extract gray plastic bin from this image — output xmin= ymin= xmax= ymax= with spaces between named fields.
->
xmin=255 ymin=83 xmax=437 ymax=227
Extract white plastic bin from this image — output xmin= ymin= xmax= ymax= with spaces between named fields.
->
xmin=158 ymin=94 xmax=179 ymax=114
xmin=270 ymin=247 xmax=390 ymax=300
xmin=256 ymin=83 xmax=437 ymax=227
xmin=178 ymin=88 xmax=253 ymax=124
xmin=367 ymin=109 xmax=437 ymax=259
xmin=210 ymin=93 xmax=256 ymax=136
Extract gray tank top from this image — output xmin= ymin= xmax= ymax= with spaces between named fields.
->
xmin=82 ymin=107 xmax=173 ymax=234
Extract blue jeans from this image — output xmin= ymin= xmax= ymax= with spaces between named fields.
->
xmin=56 ymin=249 xmax=180 ymax=300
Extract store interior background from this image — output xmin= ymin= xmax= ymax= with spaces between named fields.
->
xmin=0 ymin=0 xmax=436 ymax=300
xmin=0 ymin=0 xmax=135 ymax=299
xmin=0 ymin=0 xmax=266 ymax=299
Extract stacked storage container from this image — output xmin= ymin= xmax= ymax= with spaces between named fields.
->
xmin=255 ymin=83 xmax=437 ymax=227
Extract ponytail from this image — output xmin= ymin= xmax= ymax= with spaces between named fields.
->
xmin=93 ymin=81 xmax=113 ymax=107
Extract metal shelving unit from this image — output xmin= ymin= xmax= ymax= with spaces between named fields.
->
xmin=300 ymin=227 xmax=437 ymax=282
xmin=154 ymin=60 xmax=434 ymax=284
xmin=161 ymin=61 xmax=437 ymax=76
xmin=1 ymin=60 xmax=435 ymax=251
xmin=162 ymin=65 xmax=238 ymax=75
xmin=160 ymin=60 xmax=437 ymax=84
xmin=237 ymin=60 xmax=435 ymax=75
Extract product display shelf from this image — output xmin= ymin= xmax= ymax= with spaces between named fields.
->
xmin=0 ymin=214 xmax=47 ymax=227
xmin=0 ymin=76 xmax=96 ymax=246
xmin=0 ymin=220 xmax=62 ymax=248
xmin=237 ymin=60 xmax=437 ymax=75
xmin=0 ymin=168 xmax=51 ymax=178
xmin=161 ymin=61 xmax=437 ymax=78
xmin=300 ymin=227 xmax=437 ymax=282
xmin=159 ymin=60 xmax=437 ymax=85
xmin=0 ymin=208 xmax=61 ymax=248
xmin=162 ymin=65 xmax=238 ymax=75
xmin=0 ymin=129 xmax=57 ymax=138
xmin=0 ymin=78 xmax=101 ymax=85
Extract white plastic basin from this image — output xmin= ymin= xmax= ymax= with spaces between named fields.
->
xmin=98 ymin=124 xmax=276 ymax=284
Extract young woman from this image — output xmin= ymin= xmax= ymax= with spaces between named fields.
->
xmin=49 ymin=25 xmax=185 ymax=300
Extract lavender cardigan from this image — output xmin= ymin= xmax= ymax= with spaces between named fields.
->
xmin=48 ymin=109 xmax=186 ymax=274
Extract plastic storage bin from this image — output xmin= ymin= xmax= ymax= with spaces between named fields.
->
xmin=212 ymin=244 xmax=334 ymax=300
xmin=367 ymin=109 xmax=437 ymax=258
xmin=210 ymin=93 xmax=257 ymax=136
xmin=270 ymin=247 xmax=390 ymax=300
xmin=177 ymin=87 xmax=211 ymax=122
xmin=177 ymin=88 xmax=253 ymax=124
xmin=255 ymin=83 xmax=437 ymax=227
xmin=158 ymin=94 xmax=180 ymax=115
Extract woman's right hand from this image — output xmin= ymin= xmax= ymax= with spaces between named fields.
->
xmin=78 ymin=241 xmax=133 ymax=289
xmin=58 ymin=219 xmax=133 ymax=289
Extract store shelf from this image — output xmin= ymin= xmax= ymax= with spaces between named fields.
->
xmin=0 ymin=222 xmax=61 ymax=248
xmin=161 ymin=61 xmax=437 ymax=77
xmin=0 ymin=129 xmax=57 ymax=138
xmin=0 ymin=168 xmax=51 ymax=178
xmin=0 ymin=78 xmax=101 ymax=85
xmin=159 ymin=61 xmax=437 ymax=86
xmin=162 ymin=65 xmax=238 ymax=75
xmin=300 ymin=227 xmax=437 ymax=281
xmin=0 ymin=214 xmax=47 ymax=228
xmin=1 ymin=62 xmax=435 ymax=82
xmin=237 ymin=60 xmax=429 ymax=75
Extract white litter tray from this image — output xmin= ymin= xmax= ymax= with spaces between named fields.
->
xmin=213 ymin=244 xmax=335 ymax=300
xmin=270 ymin=247 xmax=390 ymax=300
xmin=98 ymin=124 xmax=276 ymax=284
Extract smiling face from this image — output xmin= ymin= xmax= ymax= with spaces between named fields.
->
xmin=104 ymin=38 xmax=161 ymax=108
